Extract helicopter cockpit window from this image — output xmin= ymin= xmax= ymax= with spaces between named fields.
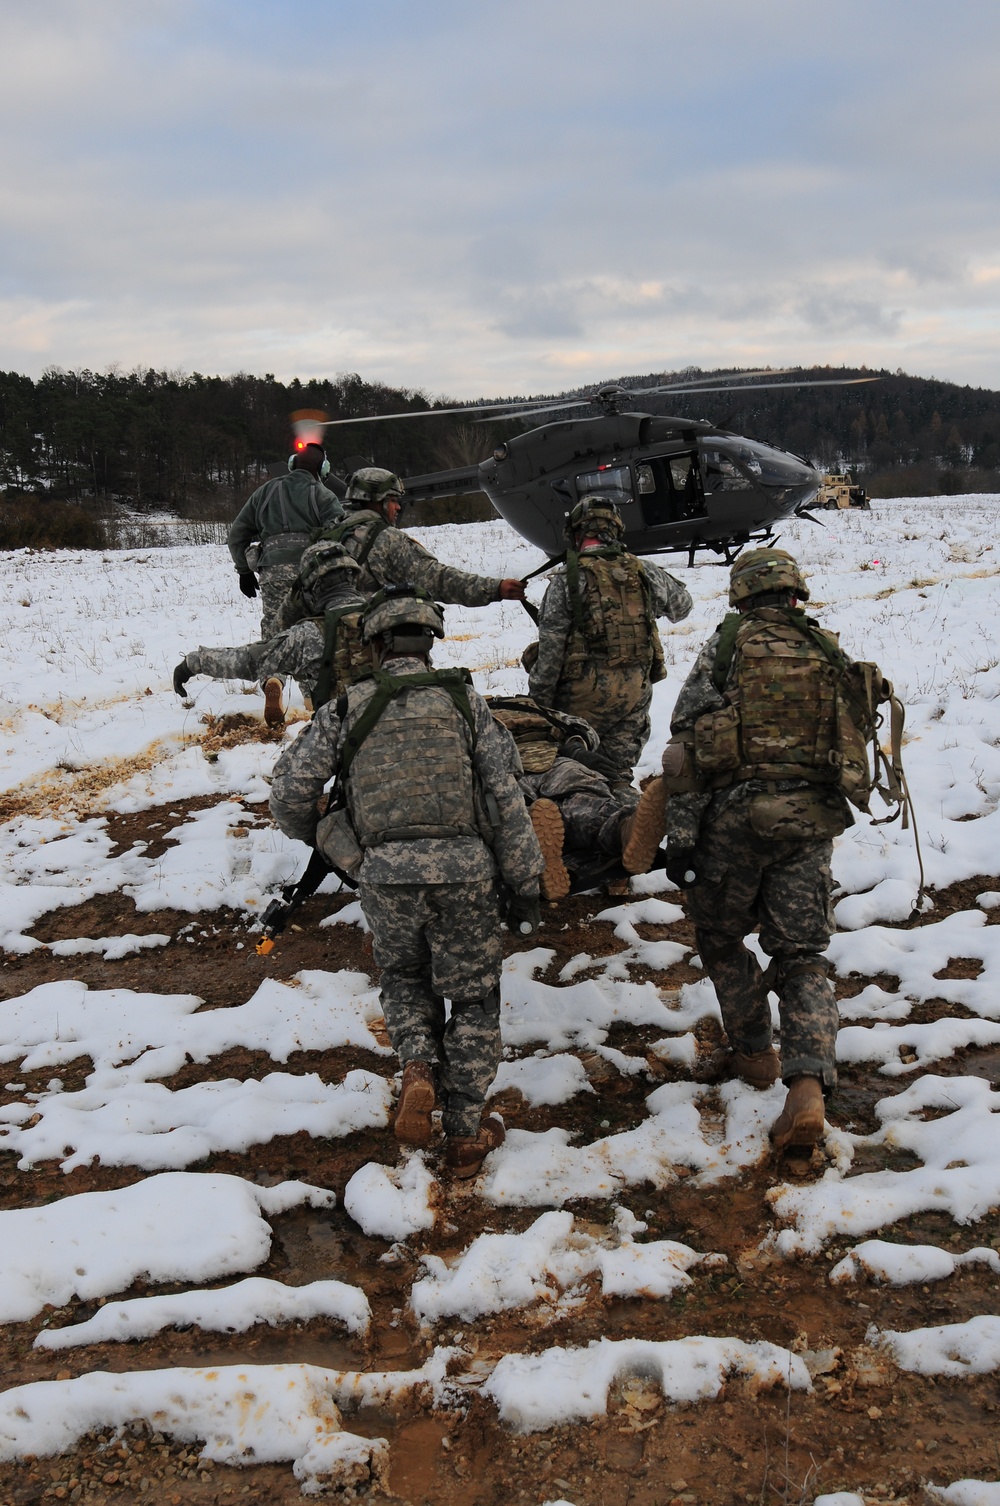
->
xmin=702 ymin=449 xmax=754 ymax=491
xmin=574 ymin=465 xmax=633 ymax=507
xmin=634 ymin=451 xmax=706 ymax=527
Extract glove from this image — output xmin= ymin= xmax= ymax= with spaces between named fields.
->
xmin=506 ymin=892 xmax=541 ymax=936
xmin=498 ymin=578 xmax=526 ymax=601
xmin=172 ymin=659 xmax=192 ymax=697
xmin=239 ymin=571 xmax=259 ymax=599
xmin=665 ymin=848 xmax=698 ymax=889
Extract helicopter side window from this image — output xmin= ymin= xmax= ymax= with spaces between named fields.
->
xmin=702 ymin=450 xmax=754 ymax=491
xmin=575 ymin=465 xmax=633 ymax=507
xmin=634 ymin=451 xmax=706 ymax=527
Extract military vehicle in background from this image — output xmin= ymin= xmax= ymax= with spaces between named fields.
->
xmin=810 ymin=472 xmax=870 ymax=511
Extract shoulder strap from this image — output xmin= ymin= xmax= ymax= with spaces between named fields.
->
xmin=711 ymin=613 xmax=743 ymax=693
xmin=312 ymin=603 xmax=361 ymax=711
xmin=323 ymin=515 xmax=390 ymax=567
xmin=339 ymin=667 xmax=477 ymax=777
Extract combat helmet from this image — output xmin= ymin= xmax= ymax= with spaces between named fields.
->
xmin=728 ymin=547 xmax=810 ymax=607
xmin=360 ymin=584 xmax=445 ymax=648
xmin=345 ymin=466 xmax=405 ymax=509
xmin=297 ymin=538 xmax=362 ymax=612
xmin=564 ymin=494 xmax=624 ymax=546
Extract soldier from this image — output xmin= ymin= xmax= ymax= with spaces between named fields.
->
xmin=172 ymin=540 xmax=368 ymax=722
xmin=527 ymin=495 xmax=692 ymax=800
xmin=486 ymin=697 xmax=668 ymax=898
xmin=228 ymin=443 xmax=345 ymax=723
xmin=290 ymin=466 xmax=526 ymax=619
xmin=269 ymin=586 xmax=544 ymax=1178
xmin=661 ymin=547 xmax=855 ymax=1154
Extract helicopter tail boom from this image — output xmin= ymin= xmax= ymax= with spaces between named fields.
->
xmin=401 ymin=463 xmax=483 ymax=505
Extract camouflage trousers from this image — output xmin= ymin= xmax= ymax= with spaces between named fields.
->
xmin=359 ymin=875 xmax=504 ymax=1136
xmin=520 ymin=764 xmax=627 ymax=855
xmin=258 ymin=563 xmax=301 ymax=678
xmin=684 ymin=793 xmax=839 ymax=1087
xmin=554 ymin=667 xmax=650 ymax=800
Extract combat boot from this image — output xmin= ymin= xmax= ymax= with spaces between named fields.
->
xmin=621 ymin=775 xmax=667 ymax=874
xmin=530 ymin=799 xmax=570 ymax=900
xmin=263 ymin=677 xmax=285 ymax=728
xmin=770 ymin=1075 xmax=825 ymax=1150
xmin=445 ymin=1112 xmax=505 ymax=1180
xmin=394 ymin=1061 xmax=436 ymax=1147
xmin=706 ymin=1044 xmax=781 ymax=1089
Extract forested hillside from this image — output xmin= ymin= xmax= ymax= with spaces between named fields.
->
xmin=3 ymin=364 xmax=1000 ymax=521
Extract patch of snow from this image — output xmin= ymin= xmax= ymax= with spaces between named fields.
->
xmin=343 ymin=1154 xmax=437 ymax=1241
xmin=34 ymin=1275 xmax=371 ymax=1349
xmin=829 ymin=1239 xmax=1000 ymax=1286
xmin=0 ymin=1174 xmax=333 ymax=1322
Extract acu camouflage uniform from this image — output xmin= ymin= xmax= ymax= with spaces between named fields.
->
xmin=488 ymin=697 xmax=631 ymax=861
xmin=529 ymin=552 xmax=691 ymax=797
xmin=269 ymin=656 xmax=543 ymax=1136
xmin=276 ymin=510 xmax=506 ymax=627
xmin=181 ymin=587 xmax=369 ymax=709
xmin=228 ymin=470 xmax=345 ymax=641
xmin=666 ymin=606 xmax=855 ymax=1089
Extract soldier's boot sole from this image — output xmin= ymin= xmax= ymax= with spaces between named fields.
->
xmin=445 ymin=1113 xmax=505 ymax=1180
xmin=263 ymin=677 xmax=286 ymax=728
xmin=530 ymin=800 xmax=570 ymax=901
xmin=770 ymin=1075 xmax=826 ymax=1151
xmin=621 ymin=775 xmax=667 ymax=874
xmin=394 ymin=1061 xmax=436 ymax=1147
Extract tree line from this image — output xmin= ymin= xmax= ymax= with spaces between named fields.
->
xmin=3 ymin=363 xmax=1000 ymax=525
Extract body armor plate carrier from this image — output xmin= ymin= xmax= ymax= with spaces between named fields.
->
xmin=341 ymin=669 xmax=485 ymax=847
xmin=564 ymin=548 xmax=666 ymax=682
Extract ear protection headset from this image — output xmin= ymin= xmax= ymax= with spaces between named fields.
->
xmin=288 ymin=443 xmax=331 ymax=478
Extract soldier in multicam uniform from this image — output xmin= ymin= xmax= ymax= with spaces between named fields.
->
xmin=527 ymin=496 xmax=692 ymax=800
xmin=172 ymin=540 xmax=369 ymax=720
xmin=228 ymin=443 xmax=345 ymax=724
xmin=281 ymin=466 xmax=526 ymax=625
xmin=269 ymin=587 xmax=544 ymax=1178
xmin=660 ymin=547 xmax=855 ymax=1154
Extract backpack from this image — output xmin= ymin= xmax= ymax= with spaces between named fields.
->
xmin=701 ymin=607 xmax=908 ymax=821
xmin=563 ymin=548 xmax=666 ymax=683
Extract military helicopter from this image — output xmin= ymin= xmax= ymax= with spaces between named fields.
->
xmin=293 ymin=369 xmax=877 ymax=564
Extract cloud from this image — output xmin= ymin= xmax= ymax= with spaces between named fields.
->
xmin=2 ymin=1 xmax=1000 ymax=392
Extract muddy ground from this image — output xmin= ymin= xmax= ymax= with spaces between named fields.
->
xmin=1 ymin=792 xmax=999 ymax=1506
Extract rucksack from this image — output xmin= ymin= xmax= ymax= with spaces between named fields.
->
xmin=703 ymin=607 xmax=909 ymax=822
xmin=563 ymin=548 xmax=666 ymax=683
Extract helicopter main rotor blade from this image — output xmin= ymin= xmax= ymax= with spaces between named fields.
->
xmin=633 ymin=376 xmax=880 ymax=399
xmin=317 ymin=395 xmax=596 ymax=428
xmin=473 ymin=400 xmax=594 ymax=425
xmin=629 ymin=367 xmax=799 ymax=395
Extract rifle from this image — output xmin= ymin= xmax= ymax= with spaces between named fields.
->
xmin=255 ymin=846 xmax=355 ymax=956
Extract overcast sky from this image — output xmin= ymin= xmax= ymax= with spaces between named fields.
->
xmin=3 ymin=0 xmax=1000 ymax=398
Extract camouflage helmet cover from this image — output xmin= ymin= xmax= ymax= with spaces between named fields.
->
xmin=360 ymin=584 xmax=445 ymax=644
xmin=728 ymin=547 xmax=810 ymax=606
xmin=345 ymin=466 xmax=405 ymax=507
xmin=565 ymin=493 xmax=625 ymax=543
xmin=297 ymin=538 xmax=362 ymax=604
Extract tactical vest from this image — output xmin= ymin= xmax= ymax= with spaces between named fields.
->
xmin=342 ymin=669 xmax=484 ymax=847
xmin=310 ymin=606 xmax=370 ymax=710
xmin=319 ymin=514 xmax=391 ymax=570
xmin=564 ymin=549 xmax=665 ymax=682
xmin=694 ymin=607 xmax=872 ymax=802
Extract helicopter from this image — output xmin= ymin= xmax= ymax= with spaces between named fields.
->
xmin=293 ymin=369 xmax=877 ymax=565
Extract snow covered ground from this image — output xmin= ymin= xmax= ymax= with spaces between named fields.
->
xmin=2 ymin=499 xmax=1000 ymax=1501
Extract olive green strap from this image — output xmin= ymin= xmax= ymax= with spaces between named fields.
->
xmin=711 ymin=613 xmax=742 ymax=693
xmin=312 ymin=604 xmax=360 ymax=711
